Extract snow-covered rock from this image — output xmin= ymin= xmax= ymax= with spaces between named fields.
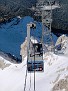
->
xmin=20 ymin=36 xmax=39 ymax=60
xmin=20 ymin=38 xmax=27 ymax=60
xmin=55 ymin=35 xmax=68 ymax=55
xmin=0 ymin=52 xmax=68 ymax=91
xmin=55 ymin=35 xmax=68 ymax=47
xmin=0 ymin=56 xmax=11 ymax=70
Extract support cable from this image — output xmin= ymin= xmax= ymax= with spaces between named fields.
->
xmin=50 ymin=4 xmax=55 ymax=52
xmin=24 ymin=64 xmax=28 ymax=91
xmin=34 ymin=32 xmax=36 ymax=91
xmin=29 ymin=71 xmax=31 ymax=91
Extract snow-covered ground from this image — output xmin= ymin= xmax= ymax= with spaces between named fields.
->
xmin=0 ymin=35 xmax=68 ymax=91
xmin=0 ymin=53 xmax=68 ymax=91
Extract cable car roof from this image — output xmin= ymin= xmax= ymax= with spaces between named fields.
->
xmin=30 ymin=36 xmax=40 ymax=44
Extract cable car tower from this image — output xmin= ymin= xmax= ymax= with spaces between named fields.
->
xmin=34 ymin=0 xmax=60 ymax=52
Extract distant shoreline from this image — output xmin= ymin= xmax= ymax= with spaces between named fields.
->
xmin=0 ymin=50 xmax=22 ymax=64
xmin=52 ymin=27 xmax=68 ymax=36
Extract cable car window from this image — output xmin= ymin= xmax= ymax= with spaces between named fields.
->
xmin=33 ymin=43 xmax=43 ymax=55
xmin=27 ymin=61 xmax=44 ymax=72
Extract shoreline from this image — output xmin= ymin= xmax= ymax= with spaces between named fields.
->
xmin=0 ymin=50 xmax=22 ymax=64
xmin=52 ymin=27 xmax=68 ymax=36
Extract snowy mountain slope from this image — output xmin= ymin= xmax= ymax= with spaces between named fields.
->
xmin=0 ymin=53 xmax=68 ymax=91
xmin=0 ymin=35 xmax=68 ymax=91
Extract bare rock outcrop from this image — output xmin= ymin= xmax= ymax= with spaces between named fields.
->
xmin=0 ymin=59 xmax=10 ymax=70
xmin=55 ymin=35 xmax=68 ymax=54
xmin=52 ymin=76 xmax=68 ymax=91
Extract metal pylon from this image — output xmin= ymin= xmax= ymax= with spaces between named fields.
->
xmin=42 ymin=7 xmax=54 ymax=52
xmin=34 ymin=1 xmax=60 ymax=53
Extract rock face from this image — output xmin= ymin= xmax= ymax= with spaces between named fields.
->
xmin=52 ymin=76 xmax=68 ymax=91
xmin=20 ymin=38 xmax=27 ymax=61
xmin=55 ymin=34 xmax=68 ymax=57
xmin=0 ymin=0 xmax=68 ymax=31
xmin=55 ymin=35 xmax=68 ymax=47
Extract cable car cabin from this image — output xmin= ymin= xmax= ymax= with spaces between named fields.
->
xmin=27 ymin=43 xmax=44 ymax=72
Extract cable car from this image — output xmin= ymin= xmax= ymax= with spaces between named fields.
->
xmin=27 ymin=23 xmax=44 ymax=72
xmin=27 ymin=42 xmax=44 ymax=72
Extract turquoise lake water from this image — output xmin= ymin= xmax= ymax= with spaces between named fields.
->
xmin=0 ymin=16 xmax=57 ymax=59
